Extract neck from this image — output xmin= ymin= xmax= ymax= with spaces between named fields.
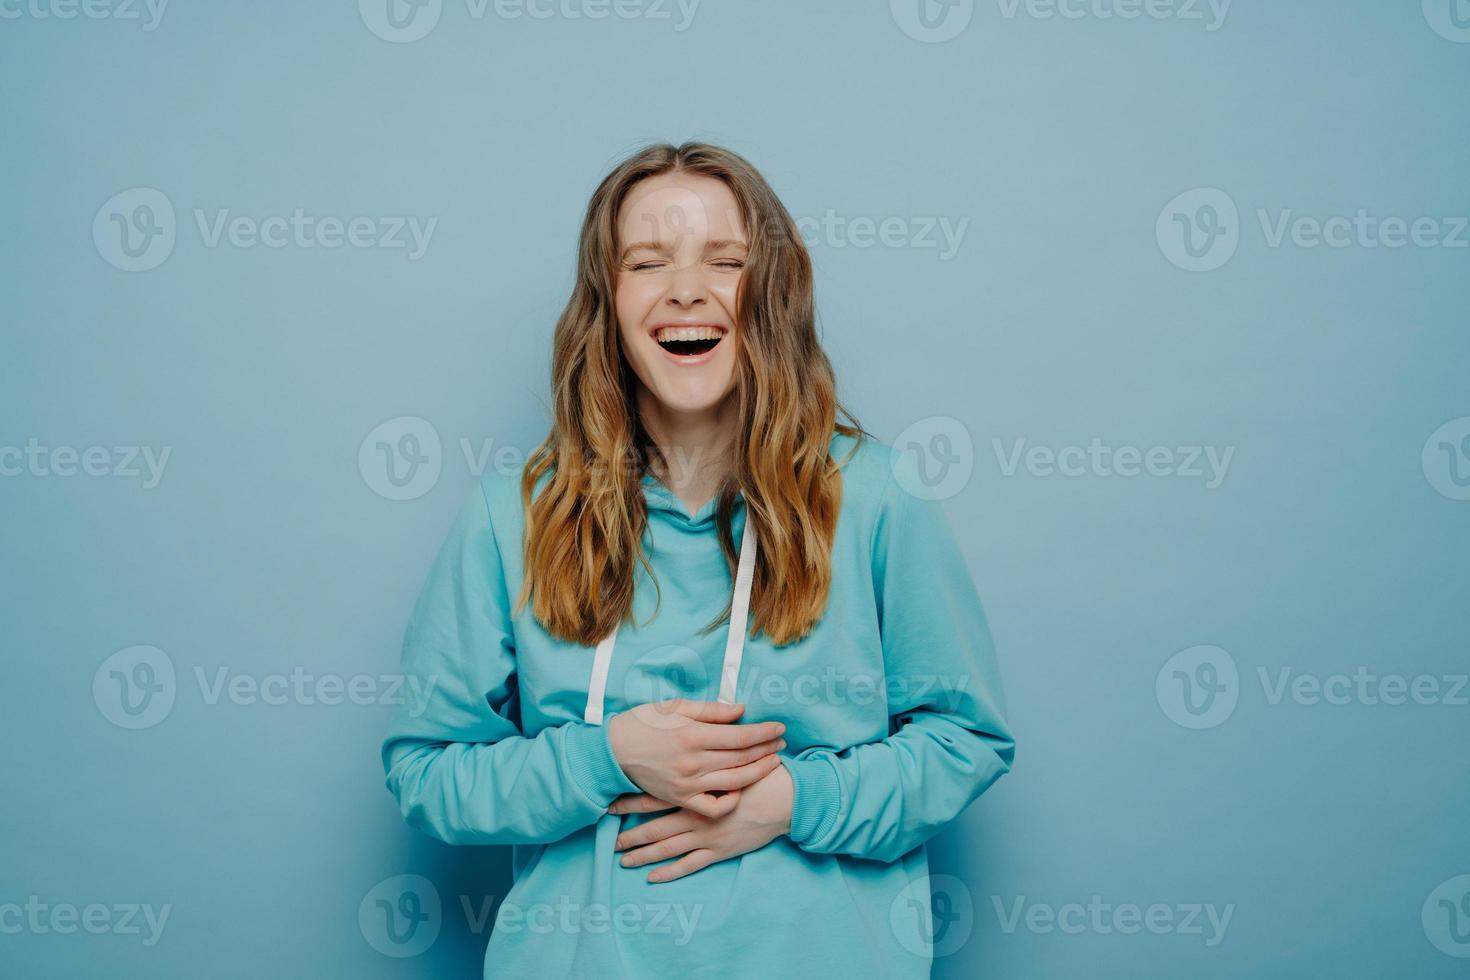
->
xmin=637 ymin=388 xmax=739 ymax=513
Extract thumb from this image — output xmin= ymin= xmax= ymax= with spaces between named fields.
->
xmin=674 ymin=699 xmax=746 ymax=723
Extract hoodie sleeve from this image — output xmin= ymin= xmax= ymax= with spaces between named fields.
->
xmin=380 ymin=479 xmax=641 ymax=846
xmin=780 ymin=461 xmax=1016 ymax=863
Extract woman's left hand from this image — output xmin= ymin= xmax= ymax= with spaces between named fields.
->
xmin=609 ymin=762 xmax=795 ymax=882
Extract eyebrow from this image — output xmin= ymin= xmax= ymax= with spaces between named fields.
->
xmin=620 ymin=238 xmax=749 ymax=261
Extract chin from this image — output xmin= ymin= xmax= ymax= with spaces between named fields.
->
xmin=651 ymin=374 xmax=735 ymax=415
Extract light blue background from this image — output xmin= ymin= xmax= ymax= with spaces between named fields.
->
xmin=3 ymin=1 xmax=1468 ymax=977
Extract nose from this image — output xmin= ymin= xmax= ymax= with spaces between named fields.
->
xmin=664 ymin=260 xmax=709 ymax=308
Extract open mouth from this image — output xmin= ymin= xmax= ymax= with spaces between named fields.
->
xmin=653 ymin=324 xmax=726 ymax=358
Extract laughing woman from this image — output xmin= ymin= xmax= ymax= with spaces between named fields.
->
xmin=380 ymin=142 xmax=1016 ymax=978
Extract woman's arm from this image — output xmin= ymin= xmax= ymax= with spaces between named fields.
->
xmin=780 ymin=459 xmax=1017 ymax=864
xmin=380 ymin=480 xmax=641 ymax=846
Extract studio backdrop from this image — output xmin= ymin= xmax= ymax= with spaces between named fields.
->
xmin=3 ymin=1 xmax=1468 ymax=977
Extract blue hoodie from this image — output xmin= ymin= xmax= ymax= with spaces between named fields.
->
xmin=380 ymin=430 xmax=1016 ymax=978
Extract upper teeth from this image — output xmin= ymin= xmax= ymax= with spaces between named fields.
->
xmin=655 ymin=326 xmax=723 ymax=342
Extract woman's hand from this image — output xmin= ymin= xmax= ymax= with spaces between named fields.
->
xmin=607 ymin=699 xmax=786 ymax=818
xmin=609 ymin=762 xmax=795 ymax=882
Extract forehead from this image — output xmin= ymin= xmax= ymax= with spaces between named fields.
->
xmin=616 ymin=172 xmax=746 ymax=245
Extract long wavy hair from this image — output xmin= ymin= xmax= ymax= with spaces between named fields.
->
xmin=515 ymin=141 xmax=867 ymax=648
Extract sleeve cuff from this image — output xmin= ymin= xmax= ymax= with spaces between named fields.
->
xmin=782 ymin=754 xmax=842 ymax=847
xmin=563 ymin=717 xmax=641 ymax=806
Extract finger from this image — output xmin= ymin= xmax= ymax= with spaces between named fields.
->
xmin=697 ymin=752 xmax=782 ymax=792
xmin=673 ymin=700 xmax=747 ymax=724
xmin=619 ymin=831 xmax=703 ymax=869
xmin=691 ymin=719 xmax=787 ymax=750
xmin=607 ymin=794 xmax=677 ymax=816
xmin=702 ymin=737 xmax=786 ymax=770
xmin=615 ymin=811 xmax=701 ymax=851
xmin=649 ymin=848 xmax=719 ymax=883
xmin=682 ymin=789 xmax=740 ymax=819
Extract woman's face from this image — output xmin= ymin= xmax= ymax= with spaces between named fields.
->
xmin=614 ymin=172 xmax=748 ymax=418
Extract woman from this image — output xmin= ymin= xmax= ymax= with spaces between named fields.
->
xmin=380 ymin=141 xmax=1016 ymax=978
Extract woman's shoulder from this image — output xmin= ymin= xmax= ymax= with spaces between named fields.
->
xmin=471 ymin=465 xmax=534 ymax=537
xmin=830 ymin=428 xmax=904 ymax=514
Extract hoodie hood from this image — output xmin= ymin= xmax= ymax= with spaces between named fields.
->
xmin=640 ymin=470 xmax=745 ymax=529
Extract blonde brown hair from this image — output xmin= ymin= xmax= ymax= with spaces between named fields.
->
xmin=516 ymin=141 xmax=866 ymax=648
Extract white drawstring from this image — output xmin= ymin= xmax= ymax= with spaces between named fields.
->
xmin=583 ymin=512 xmax=757 ymax=725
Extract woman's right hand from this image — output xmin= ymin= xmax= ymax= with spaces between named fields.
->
xmin=607 ymin=700 xmax=786 ymax=818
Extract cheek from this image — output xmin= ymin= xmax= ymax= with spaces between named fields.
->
xmin=615 ymin=279 xmax=659 ymax=329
